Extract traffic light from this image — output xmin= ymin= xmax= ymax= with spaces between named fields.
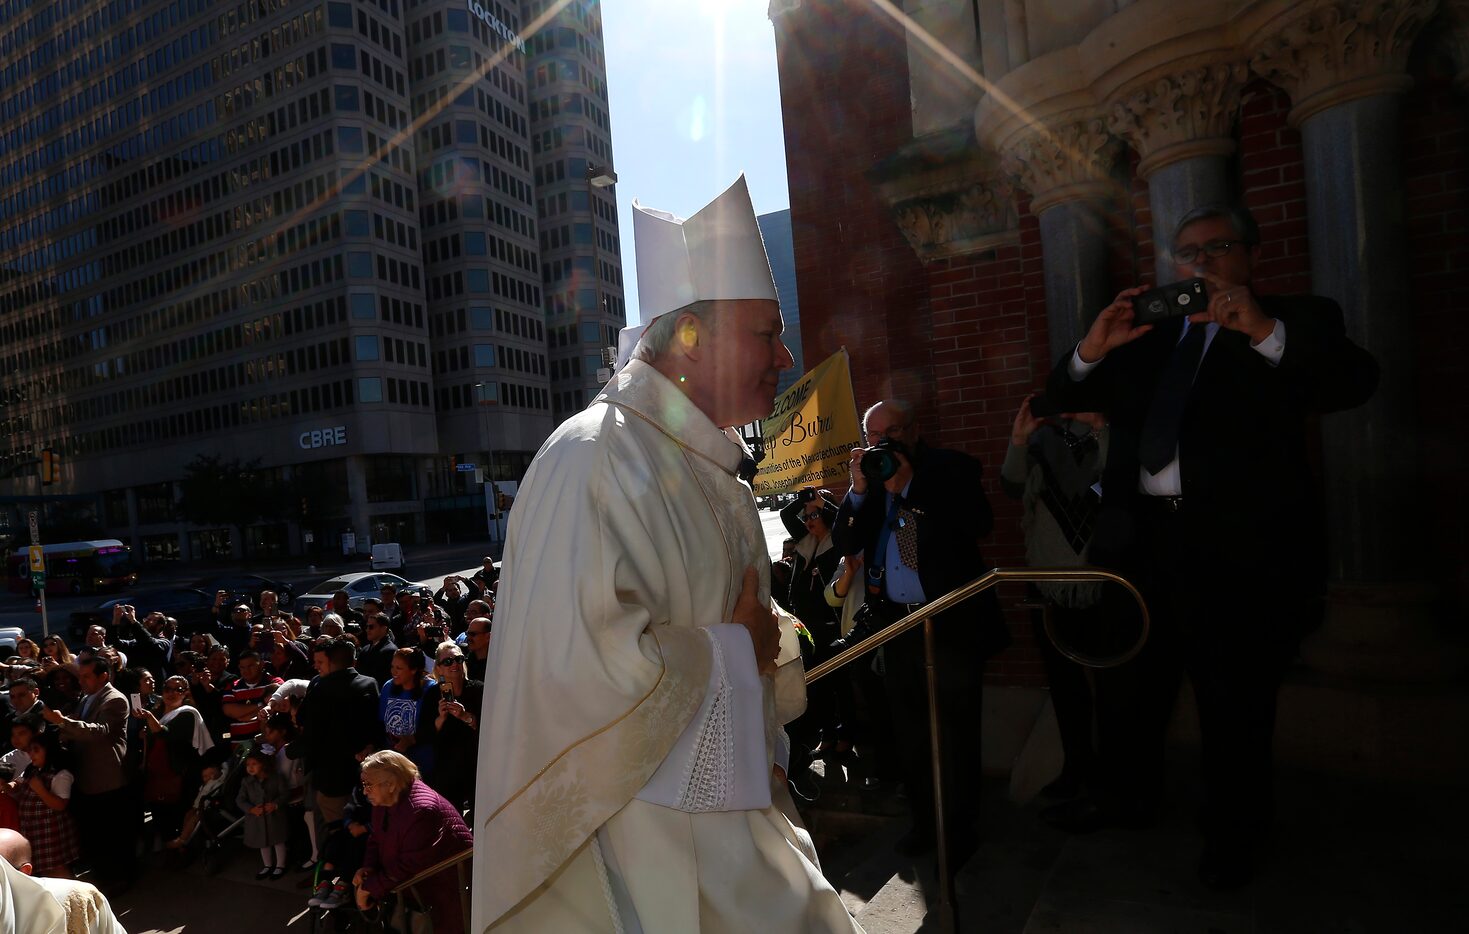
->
xmin=40 ymin=448 xmax=58 ymax=485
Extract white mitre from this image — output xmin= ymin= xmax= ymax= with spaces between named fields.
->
xmin=621 ymin=175 xmax=778 ymax=368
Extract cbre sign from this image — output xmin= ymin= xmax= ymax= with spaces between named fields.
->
xmin=467 ymin=0 xmax=525 ymax=53
xmin=299 ymin=426 xmax=348 ymax=449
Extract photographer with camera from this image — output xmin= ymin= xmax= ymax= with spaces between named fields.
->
xmin=1043 ymin=203 xmax=1379 ymax=888
xmin=831 ymin=399 xmax=1008 ymax=859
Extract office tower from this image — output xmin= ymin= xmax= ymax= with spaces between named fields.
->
xmin=0 ymin=0 xmax=621 ymax=560
xmin=524 ymin=0 xmax=626 ymax=418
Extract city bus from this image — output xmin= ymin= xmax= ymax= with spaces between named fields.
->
xmin=6 ymin=540 xmax=138 ymax=596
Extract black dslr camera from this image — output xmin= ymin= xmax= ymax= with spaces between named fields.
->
xmin=860 ymin=440 xmax=909 ymax=485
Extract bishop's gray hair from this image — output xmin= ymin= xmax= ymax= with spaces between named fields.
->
xmin=632 ymin=302 xmax=720 ymax=363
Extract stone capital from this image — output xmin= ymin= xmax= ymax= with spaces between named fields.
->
xmin=872 ymin=129 xmax=1020 ymax=262
xmin=1104 ymin=61 xmax=1251 ymax=178
xmin=1246 ymin=0 xmax=1441 ymax=127
xmin=998 ymin=117 xmax=1121 ymax=214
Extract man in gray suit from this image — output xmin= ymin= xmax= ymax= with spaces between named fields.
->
xmin=41 ymin=656 xmax=133 ymax=891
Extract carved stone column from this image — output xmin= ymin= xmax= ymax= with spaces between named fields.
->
xmin=999 ymin=118 xmax=1121 ymax=362
xmin=1249 ymin=0 xmax=1439 ymax=593
xmin=1105 ymin=61 xmax=1252 ymax=281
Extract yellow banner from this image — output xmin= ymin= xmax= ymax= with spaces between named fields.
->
xmin=752 ymin=349 xmax=861 ymax=496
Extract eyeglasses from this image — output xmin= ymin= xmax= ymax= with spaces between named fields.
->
xmin=163 ymin=686 xmax=186 ymax=694
xmin=1171 ymin=239 xmax=1248 ymax=264
xmin=800 ymin=511 xmax=824 ymax=522
xmin=436 ymin=656 xmax=462 ymax=666
xmin=865 ymin=425 xmax=906 ymax=445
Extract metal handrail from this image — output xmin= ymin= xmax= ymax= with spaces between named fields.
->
xmin=389 ymin=845 xmax=473 ymax=931
xmin=806 ymin=566 xmax=1149 ymax=684
xmin=802 ymin=566 xmax=1149 ymax=934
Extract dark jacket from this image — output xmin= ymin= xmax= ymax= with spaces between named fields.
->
xmin=358 ymin=637 xmax=397 ymax=685
xmin=833 ymin=441 xmax=1008 ymax=658
xmin=1045 ymin=294 xmax=1378 ymax=601
xmin=294 ymin=668 xmax=381 ymax=796
xmin=778 ymin=498 xmax=842 ymax=633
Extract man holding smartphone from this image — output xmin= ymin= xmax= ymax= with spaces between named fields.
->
xmin=1044 ymin=203 xmax=1379 ymax=888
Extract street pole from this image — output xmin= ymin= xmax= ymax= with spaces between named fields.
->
xmin=474 ymin=382 xmax=502 ymax=545
xmin=28 ymin=510 xmax=48 ymax=639
xmin=587 ymin=165 xmax=617 ymax=389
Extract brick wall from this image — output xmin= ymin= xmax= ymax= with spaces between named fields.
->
xmin=773 ymin=0 xmax=931 ymax=427
xmin=1238 ymin=80 xmax=1313 ymax=294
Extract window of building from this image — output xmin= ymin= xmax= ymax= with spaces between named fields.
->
xmin=348 ymin=252 xmax=373 ymax=277
xmin=470 ymin=307 xmax=493 ymax=330
xmin=474 ymin=344 xmax=497 ymax=367
xmin=359 ymin=377 xmax=383 ymax=402
xmin=345 ymin=210 xmax=371 ymax=236
xmin=355 ymin=336 xmax=380 ymax=361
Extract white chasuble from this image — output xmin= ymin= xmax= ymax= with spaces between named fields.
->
xmin=472 ymin=360 xmax=859 ymax=933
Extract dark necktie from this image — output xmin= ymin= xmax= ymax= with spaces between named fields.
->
xmin=1139 ymin=323 xmax=1207 ymax=475
xmin=895 ymin=507 xmax=919 ymax=571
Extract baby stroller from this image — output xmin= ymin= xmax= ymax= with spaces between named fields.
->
xmin=196 ymin=745 xmax=251 ymax=875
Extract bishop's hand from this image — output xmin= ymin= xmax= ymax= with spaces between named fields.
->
xmin=733 ymin=566 xmax=779 ymax=676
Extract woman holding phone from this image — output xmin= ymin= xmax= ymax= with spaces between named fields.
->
xmin=422 ymin=641 xmax=481 ymax=812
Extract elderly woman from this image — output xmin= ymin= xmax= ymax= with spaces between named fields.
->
xmin=353 ymin=750 xmax=472 ymax=934
xmin=134 ymin=674 xmax=215 ymax=840
xmin=419 ymin=642 xmax=482 ymax=812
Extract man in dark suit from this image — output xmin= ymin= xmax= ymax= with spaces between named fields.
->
xmin=42 ymin=656 xmax=134 ymax=891
xmin=832 ymin=400 xmax=1009 ymax=859
xmin=294 ymin=639 xmax=380 ymax=832
xmin=1044 ymin=204 xmax=1378 ymax=888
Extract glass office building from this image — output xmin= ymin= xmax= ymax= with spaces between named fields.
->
xmin=0 ymin=0 xmax=624 ymax=559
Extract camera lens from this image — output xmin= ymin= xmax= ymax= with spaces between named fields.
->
xmin=860 ymin=448 xmax=900 ymax=484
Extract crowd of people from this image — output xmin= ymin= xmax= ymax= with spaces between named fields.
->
xmin=0 ymin=559 xmax=498 ymax=931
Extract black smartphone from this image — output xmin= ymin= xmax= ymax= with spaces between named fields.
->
xmin=1131 ymin=277 xmax=1208 ymax=325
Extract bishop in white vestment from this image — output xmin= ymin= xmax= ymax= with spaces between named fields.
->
xmin=471 ymin=177 xmax=863 ymax=933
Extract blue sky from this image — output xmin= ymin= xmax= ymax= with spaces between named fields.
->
xmin=601 ymin=0 xmax=790 ymax=325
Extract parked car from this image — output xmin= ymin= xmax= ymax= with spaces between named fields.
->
xmin=370 ymin=543 xmax=406 ymax=571
xmin=188 ymin=574 xmax=296 ymax=608
xmin=293 ymin=572 xmax=412 ymax=615
xmin=69 ymin=588 xmax=216 ymax=642
xmin=0 ymin=626 xmax=24 ymax=659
